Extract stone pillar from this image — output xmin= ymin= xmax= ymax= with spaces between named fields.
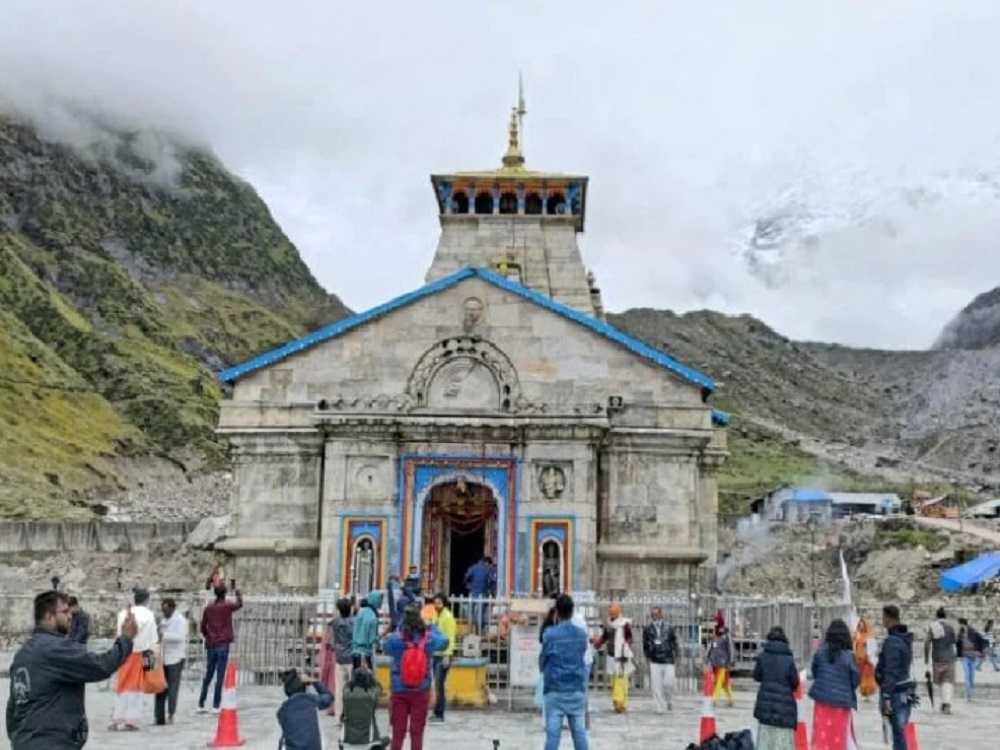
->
xmin=596 ymin=432 xmax=707 ymax=597
xmin=218 ymin=431 xmax=324 ymax=590
xmin=492 ymin=187 xmax=500 ymax=214
xmin=517 ymin=186 xmax=526 ymax=214
xmin=317 ymin=439 xmax=348 ymax=591
xmin=697 ymin=450 xmax=725 ymax=567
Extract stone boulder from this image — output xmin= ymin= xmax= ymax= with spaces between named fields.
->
xmin=186 ymin=515 xmax=230 ymax=549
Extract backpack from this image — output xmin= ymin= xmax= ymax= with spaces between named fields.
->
xmin=400 ymin=633 xmax=429 ymax=688
xmin=340 ymin=679 xmax=387 ymax=749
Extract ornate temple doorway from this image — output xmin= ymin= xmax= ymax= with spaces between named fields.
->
xmin=421 ymin=479 xmax=498 ymax=596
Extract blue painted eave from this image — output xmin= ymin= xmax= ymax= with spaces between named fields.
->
xmin=710 ymin=409 xmax=731 ymax=427
xmin=218 ymin=267 xmax=716 ymax=393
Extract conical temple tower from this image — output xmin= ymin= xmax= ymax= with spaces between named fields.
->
xmin=426 ymin=80 xmax=605 ymax=318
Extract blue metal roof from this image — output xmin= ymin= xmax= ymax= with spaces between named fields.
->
xmin=218 ymin=267 xmax=717 ymax=392
xmin=787 ymin=487 xmax=832 ymax=503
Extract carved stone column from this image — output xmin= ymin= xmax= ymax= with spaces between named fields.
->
xmin=697 ymin=448 xmax=727 ymax=570
xmin=218 ymin=430 xmax=324 ymax=590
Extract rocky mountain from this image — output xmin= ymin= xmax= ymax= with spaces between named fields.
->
xmin=0 ymin=113 xmax=348 ymax=518
xmin=611 ymin=308 xmax=1000 ymax=510
xmin=934 ymin=286 xmax=1000 ymax=351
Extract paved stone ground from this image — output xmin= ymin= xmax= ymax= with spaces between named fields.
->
xmin=1 ymin=679 xmax=997 ymax=749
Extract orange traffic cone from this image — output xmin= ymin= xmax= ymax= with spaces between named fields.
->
xmin=699 ymin=668 xmax=717 ymax=743
xmin=905 ymin=719 xmax=919 ymax=750
xmin=794 ymin=670 xmax=808 ymax=750
xmin=208 ymin=660 xmax=245 ymax=747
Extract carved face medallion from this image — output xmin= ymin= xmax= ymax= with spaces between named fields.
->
xmin=461 ymin=297 xmax=485 ymax=332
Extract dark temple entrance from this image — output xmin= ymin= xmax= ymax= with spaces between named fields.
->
xmin=422 ymin=480 xmax=498 ymax=596
xmin=449 ymin=525 xmax=486 ymax=597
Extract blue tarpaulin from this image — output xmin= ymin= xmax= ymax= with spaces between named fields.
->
xmin=788 ymin=487 xmax=831 ymax=503
xmin=940 ymin=552 xmax=1000 ymax=592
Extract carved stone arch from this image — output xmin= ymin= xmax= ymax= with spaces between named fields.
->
xmin=405 ymin=336 xmax=522 ymax=412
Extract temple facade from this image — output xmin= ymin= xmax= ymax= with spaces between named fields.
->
xmin=215 ymin=94 xmax=729 ymax=599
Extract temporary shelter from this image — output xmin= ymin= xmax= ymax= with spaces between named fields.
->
xmin=940 ymin=552 xmax=1000 ymax=593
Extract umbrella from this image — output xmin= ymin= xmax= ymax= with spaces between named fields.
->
xmin=924 ymin=670 xmax=935 ymax=708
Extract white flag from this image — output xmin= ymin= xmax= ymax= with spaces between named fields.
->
xmin=839 ymin=549 xmax=852 ymax=606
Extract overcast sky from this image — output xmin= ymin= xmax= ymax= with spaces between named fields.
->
xmin=2 ymin=1 xmax=1000 ymax=349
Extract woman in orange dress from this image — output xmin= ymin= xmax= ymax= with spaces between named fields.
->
xmin=853 ymin=618 xmax=877 ymax=700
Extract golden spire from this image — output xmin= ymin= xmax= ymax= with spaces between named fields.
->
xmin=501 ymin=76 xmax=526 ymax=169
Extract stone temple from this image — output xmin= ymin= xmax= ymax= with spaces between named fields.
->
xmin=216 ymin=93 xmax=729 ymax=599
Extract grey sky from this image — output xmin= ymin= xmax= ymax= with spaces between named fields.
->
xmin=2 ymin=1 xmax=1000 ymax=348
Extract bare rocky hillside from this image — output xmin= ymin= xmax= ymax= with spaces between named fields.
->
xmin=805 ymin=344 xmax=1000 ymax=486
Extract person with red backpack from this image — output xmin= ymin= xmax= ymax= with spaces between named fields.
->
xmin=381 ymin=606 xmax=449 ymax=750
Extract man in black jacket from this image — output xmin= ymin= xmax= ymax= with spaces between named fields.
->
xmin=642 ymin=607 xmax=678 ymax=713
xmin=6 ymin=590 xmax=138 ymax=750
xmin=875 ymin=604 xmax=914 ymax=750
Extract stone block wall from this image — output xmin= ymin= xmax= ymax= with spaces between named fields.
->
xmin=0 ymin=521 xmax=194 ymax=555
xmin=426 ymin=216 xmax=595 ymax=316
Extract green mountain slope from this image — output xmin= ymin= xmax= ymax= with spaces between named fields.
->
xmin=0 ymin=114 xmax=348 ymax=517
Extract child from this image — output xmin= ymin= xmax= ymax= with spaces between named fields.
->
xmin=277 ymin=669 xmax=333 ymax=750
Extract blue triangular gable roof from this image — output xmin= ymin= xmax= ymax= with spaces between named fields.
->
xmin=218 ymin=267 xmax=718 ymax=394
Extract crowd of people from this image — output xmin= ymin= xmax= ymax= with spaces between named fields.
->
xmin=7 ymin=570 xmax=1000 ymax=750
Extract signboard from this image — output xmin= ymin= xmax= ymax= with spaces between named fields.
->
xmin=509 ymin=597 xmax=552 ymax=615
xmin=508 ymin=623 xmax=542 ymax=687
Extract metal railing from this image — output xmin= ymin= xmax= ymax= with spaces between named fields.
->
xmin=0 ymin=590 xmax=858 ymax=705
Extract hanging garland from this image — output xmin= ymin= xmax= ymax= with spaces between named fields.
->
xmin=430 ymin=498 xmax=497 ymax=534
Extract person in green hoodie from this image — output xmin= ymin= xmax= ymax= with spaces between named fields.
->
xmin=352 ymin=591 xmax=384 ymax=671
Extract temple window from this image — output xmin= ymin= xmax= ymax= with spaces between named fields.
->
xmin=546 ymin=192 xmax=567 ymax=216
xmin=474 ymin=191 xmax=494 ymax=215
xmin=524 ymin=192 xmax=543 ymax=215
xmin=451 ymin=191 xmax=469 ymax=214
xmin=498 ymin=191 xmax=518 ymax=215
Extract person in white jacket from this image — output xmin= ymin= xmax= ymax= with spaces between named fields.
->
xmin=111 ymin=588 xmax=159 ymax=731
xmin=155 ymin=598 xmax=189 ymax=725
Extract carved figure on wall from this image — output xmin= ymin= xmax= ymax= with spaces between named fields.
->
xmin=538 ymin=465 xmax=567 ymax=499
xmin=461 ymin=297 xmax=485 ymax=332
xmin=352 ymin=539 xmax=376 ymax=596
xmin=542 ymin=540 xmax=562 ymax=596
xmin=428 ymin=359 xmax=499 ymax=409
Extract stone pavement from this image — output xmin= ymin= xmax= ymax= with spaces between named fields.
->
xmin=1 ymin=679 xmax=998 ymax=749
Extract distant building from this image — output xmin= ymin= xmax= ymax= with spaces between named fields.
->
xmin=751 ymin=485 xmax=833 ymax=524
xmin=828 ymin=492 xmax=902 ymax=518
xmin=964 ymin=498 xmax=1000 ymax=519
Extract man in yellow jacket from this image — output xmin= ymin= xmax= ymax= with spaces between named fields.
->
xmin=429 ymin=592 xmax=457 ymax=723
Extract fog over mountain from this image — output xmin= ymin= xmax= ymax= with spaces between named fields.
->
xmin=3 ymin=0 xmax=999 ymax=349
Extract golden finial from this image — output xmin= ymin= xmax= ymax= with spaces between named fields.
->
xmin=502 ymin=106 xmax=524 ymax=169
xmin=502 ymin=75 xmax=527 ymax=169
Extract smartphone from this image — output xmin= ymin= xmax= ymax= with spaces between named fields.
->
xmin=230 ymin=578 xmax=237 ymax=591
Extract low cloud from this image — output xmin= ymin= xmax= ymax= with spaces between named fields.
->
xmin=2 ymin=1 xmax=999 ymax=348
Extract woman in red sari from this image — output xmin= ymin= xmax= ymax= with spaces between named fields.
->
xmin=809 ymin=619 xmax=860 ymax=750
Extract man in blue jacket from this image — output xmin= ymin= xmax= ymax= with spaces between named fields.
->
xmin=464 ymin=556 xmax=493 ymax=631
xmin=276 ymin=670 xmax=333 ymax=750
xmin=540 ymin=594 xmax=589 ymax=750
xmin=875 ymin=604 xmax=915 ymax=750
xmin=352 ymin=591 xmax=384 ymax=671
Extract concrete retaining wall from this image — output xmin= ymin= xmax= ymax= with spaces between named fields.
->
xmin=0 ymin=521 xmax=195 ymax=555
